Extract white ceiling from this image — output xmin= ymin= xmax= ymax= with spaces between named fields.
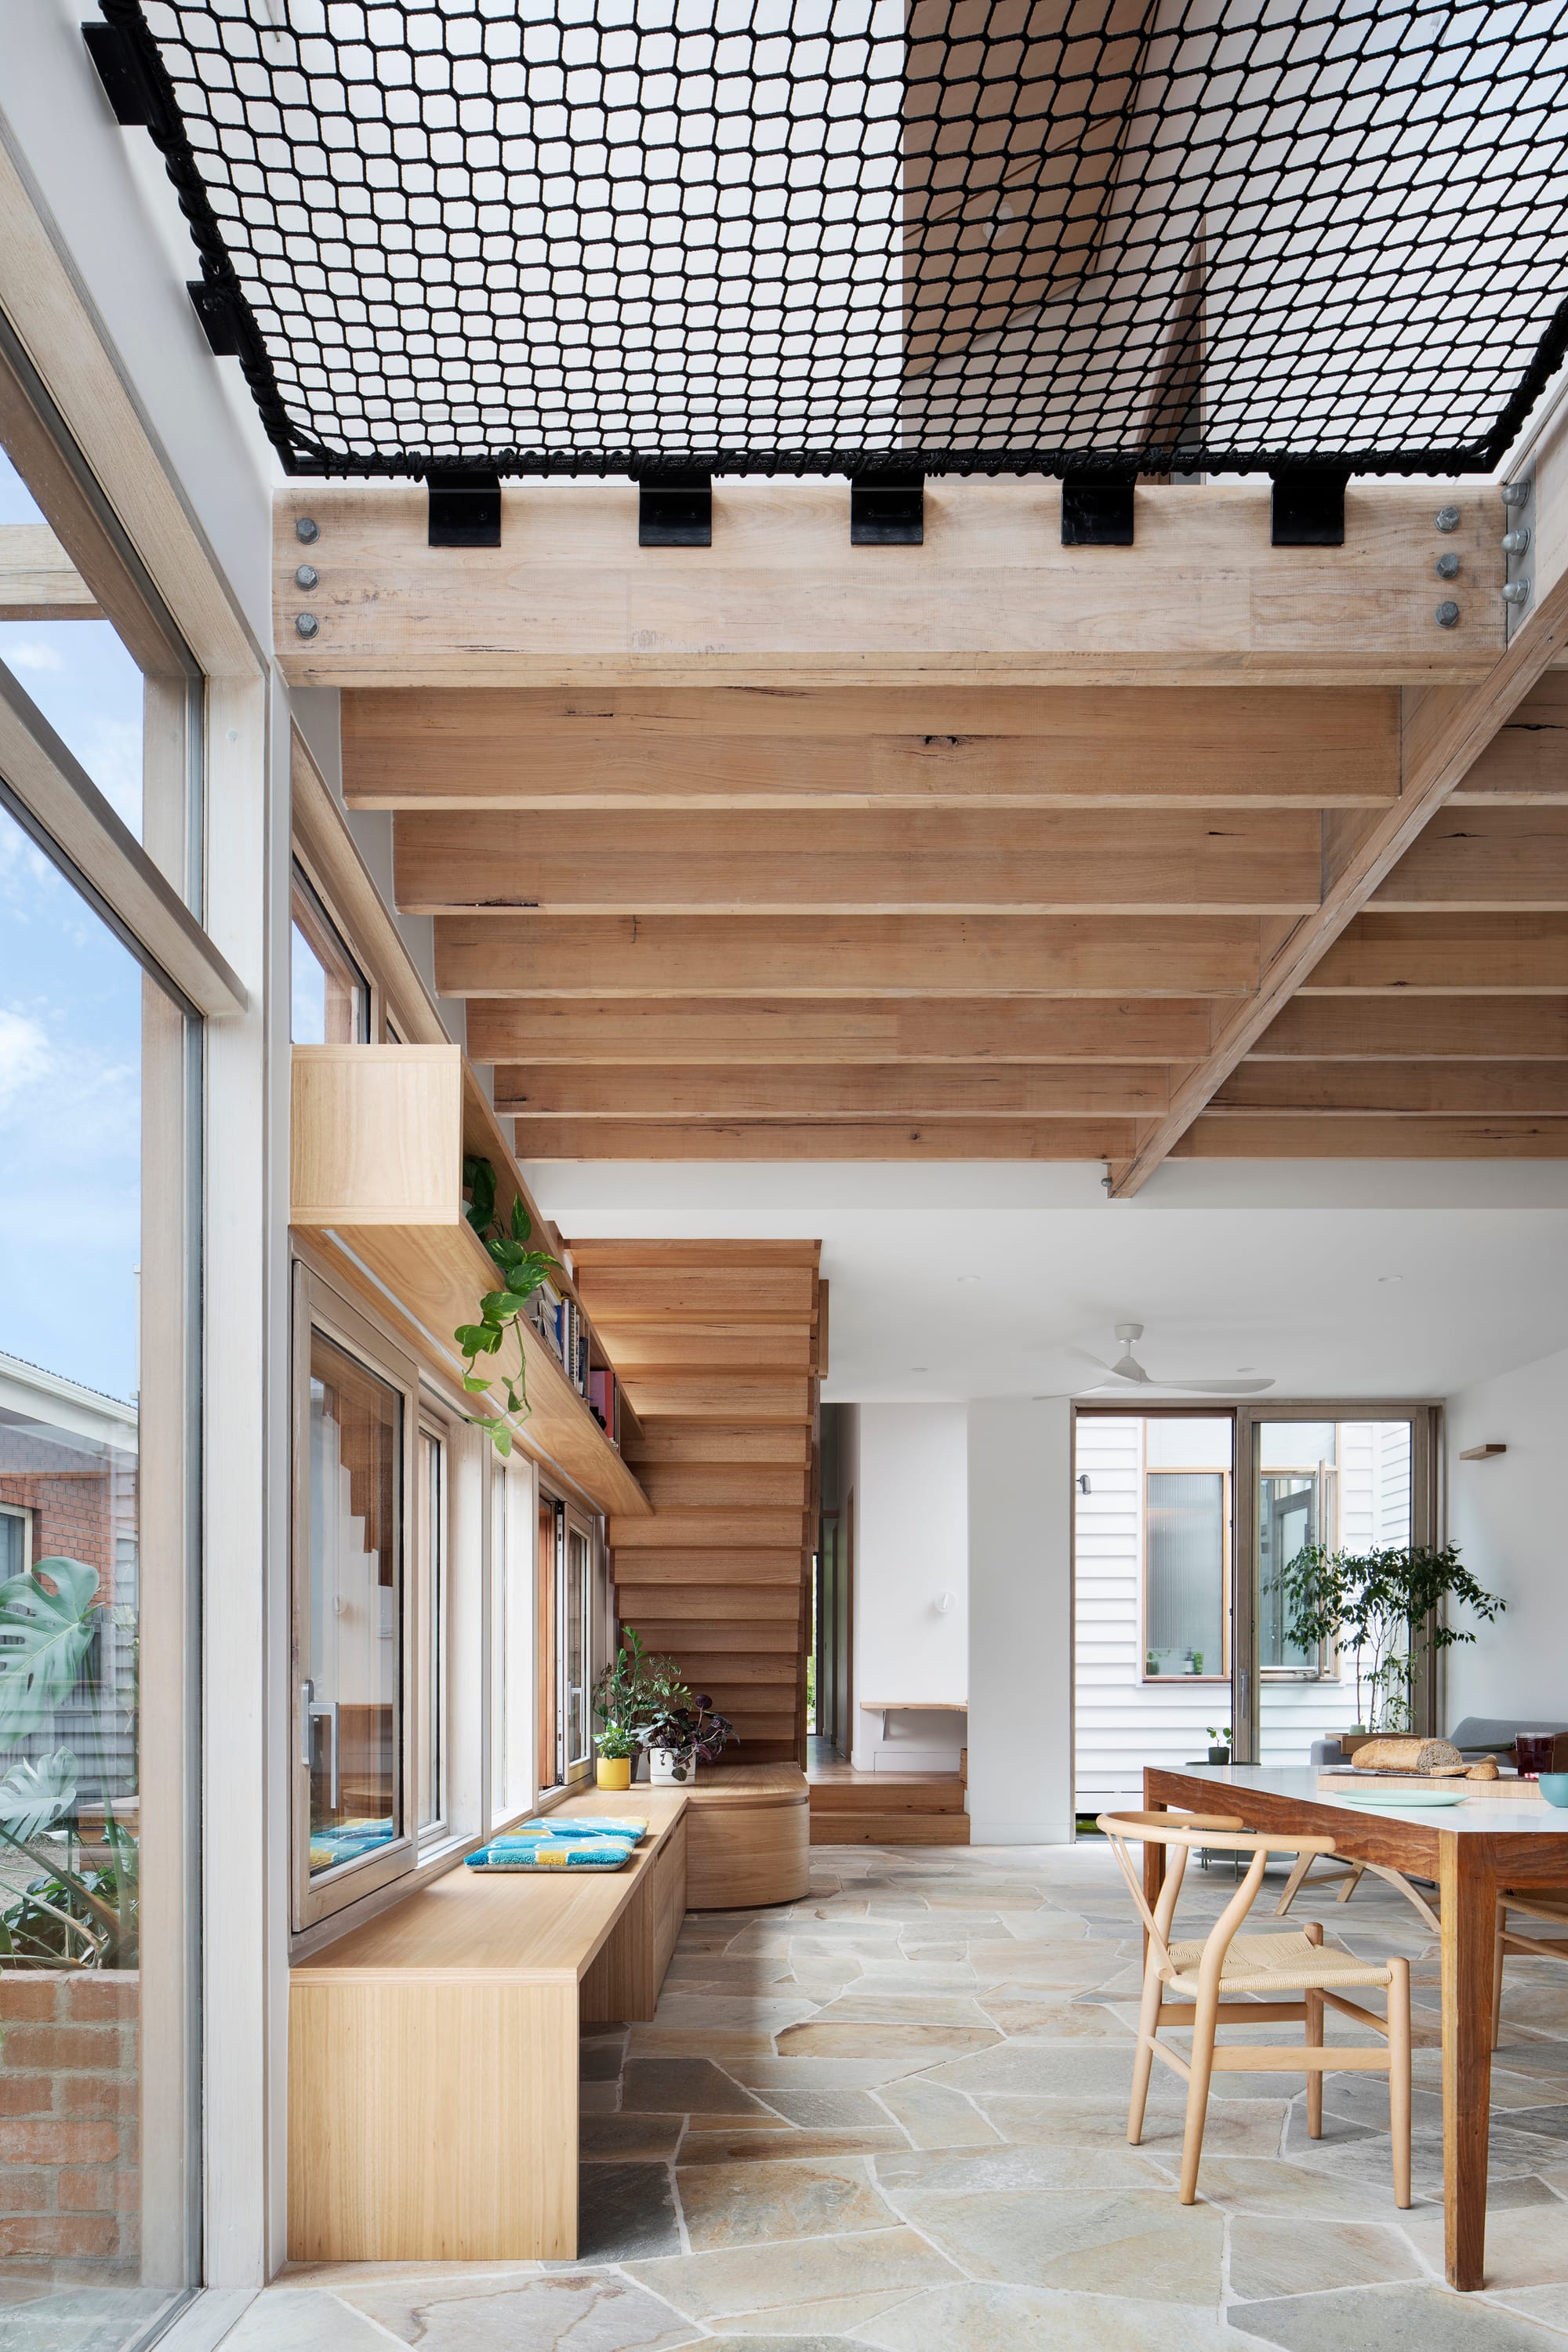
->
xmin=521 ymin=1158 xmax=1568 ymax=1406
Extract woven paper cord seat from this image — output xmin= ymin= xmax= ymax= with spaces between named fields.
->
xmin=1165 ymin=1930 xmax=1401 ymax=1996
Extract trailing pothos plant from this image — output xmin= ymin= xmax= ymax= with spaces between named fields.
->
xmin=455 ymin=1154 xmax=561 ymax=1457
xmin=0 ymin=1555 xmax=137 ymax=1968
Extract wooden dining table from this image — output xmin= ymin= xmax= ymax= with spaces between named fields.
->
xmin=1144 ymin=1762 xmax=1568 ymax=2292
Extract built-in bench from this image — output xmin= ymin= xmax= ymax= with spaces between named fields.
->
xmin=289 ymin=1768 xmax=808 ymax=2262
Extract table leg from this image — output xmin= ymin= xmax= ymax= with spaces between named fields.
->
xmin=1142 ymin=1780 xmax=1167 ymax=1969
xmin=1439 ymin=1833 xmax=1494 ymax=2291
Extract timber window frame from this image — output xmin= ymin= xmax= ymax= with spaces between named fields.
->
xmin=1142 ymin=1460 xmax=1233 ymax=1686
xmin=289 ymin=1259 xmax=420 ymax=1933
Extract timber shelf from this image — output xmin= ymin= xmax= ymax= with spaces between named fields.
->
xmin=290 ymin=1043 xmax=649 ymax=1519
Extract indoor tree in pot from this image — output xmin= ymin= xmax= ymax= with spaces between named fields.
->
xmin=1281 ymin=1540 xmax=1505 ymax=1737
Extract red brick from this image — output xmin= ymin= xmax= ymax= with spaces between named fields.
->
xmin=59 ymin=2075 xmax=133 ymax=2121
xmin=0 ymin=2212 xmax=117 ymax=2257
xmin=0 ymin=2024 xmax=120 ymax=2070
xmin=63 ymin=1979 xmax=138 ymax=2024
xmin=0 ymin=2075 xmax=54 ymax=2119
xmin=0 ymin=2172 xmax=49 ymax=2215
xmin=59 ymin=2165 xmax=136 ymax=2214
xmin=0 ymin=2120 xmax=118 ymax=2165
xmin=0 ymin=1982 xmax=60 ymax=2024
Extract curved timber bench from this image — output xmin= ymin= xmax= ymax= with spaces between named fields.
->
xmin=683 ymin=1762 xmax=811 ymax=1909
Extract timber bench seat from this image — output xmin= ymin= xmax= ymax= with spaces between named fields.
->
xmin=287 ymin=1769 xmax=809 ymax=2262
xmin=288 ymin=1789 xmax=688 ymax=2262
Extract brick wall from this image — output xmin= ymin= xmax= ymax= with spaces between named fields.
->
xmin=0 ymin=1472 xmax=115 ymax=1584
xmin=0 ymin=1973 xmax=137 ymax=2281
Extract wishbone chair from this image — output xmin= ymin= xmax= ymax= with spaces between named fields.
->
xmin=1098 ymin=1809 xmax=1413 ymax=2208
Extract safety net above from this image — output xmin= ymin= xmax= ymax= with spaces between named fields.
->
xmin=106 ymin=0 xmax=1568 ymax=480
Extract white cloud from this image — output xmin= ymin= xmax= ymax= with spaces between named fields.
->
xmin=4 ymin=641 xmax=65 ymax=675
xmin=0 ymin=1009 xmax=51 ymax=1112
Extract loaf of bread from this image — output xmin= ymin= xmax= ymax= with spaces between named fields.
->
xmin=1353 ymin=1736 xmax=1464 ymax=1775
xmin=1466 ymin=1755 xmax=1501 ymax=1780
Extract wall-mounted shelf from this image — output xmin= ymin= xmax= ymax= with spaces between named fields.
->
xmin=291 ymin=1044 xmax=649 ymax=1519
xmin=1458 ymin=1442 xmax=1507 ymax=1461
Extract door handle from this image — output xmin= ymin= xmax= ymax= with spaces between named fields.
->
xmin=299 ymin=1678 xmax=314 ymax=1769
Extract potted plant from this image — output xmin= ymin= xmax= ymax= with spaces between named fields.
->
xmin=593 ymin=1723 xmax=637 ymax=1791
xmin=1207 ymin=1726 xmax=1232 ymax=1764
xmin=639 ymin=1679 xmax=738 ymax=1785
xmin=1281 ymin=1540 xmax=1505 ymax=1737
xmin=590 ymin=1627 xmax=666 ymax=1788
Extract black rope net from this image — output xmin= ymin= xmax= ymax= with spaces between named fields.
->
xmin=113 ymin=0 xmax=1568 ymax=479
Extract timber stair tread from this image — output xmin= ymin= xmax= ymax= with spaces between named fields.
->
xmin=808 ymin=1769 xmax=969 ymax=1845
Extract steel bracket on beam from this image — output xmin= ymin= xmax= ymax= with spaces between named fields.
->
xmin=1271 ymin=469 xmax=1348 ymax=547
xmin=1062 ymin=477 xmax=1134 ymax=546
xmin=638 ymin=470 xmax=713 ymax=547
xmin=851 ymin=473 xmax=924 ymax=545
xmin=427 ymin=470 xmax=503 ymax=549
xmin=187 ymin=280 xmax=242 ymax=357
xmin=82 ymin=20 xmax=158 ymax=125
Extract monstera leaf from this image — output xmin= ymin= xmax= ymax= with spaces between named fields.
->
xmin=0 ymin=1748 xmax=78 ymax=1839
xmin=0 ymin=1559 xmax=100 ymax=1740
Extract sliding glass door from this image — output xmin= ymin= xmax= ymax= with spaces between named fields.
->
xmin=1235 ymin=1408 xmax=1433 ymax=1766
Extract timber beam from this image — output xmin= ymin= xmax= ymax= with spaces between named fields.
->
xmin=343 ymin=684 xmax=1402 ymax=809
xmin=275 ymin=482 xmax=1502 ymax=690
xmin=0 ymin=523 xmax=102 ymax=619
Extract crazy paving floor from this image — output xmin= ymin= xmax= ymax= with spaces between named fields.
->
xmin=228 ymin=1842 xmax=1568 ymax=2351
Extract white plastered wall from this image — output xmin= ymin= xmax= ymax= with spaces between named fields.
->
xmin=847 ymin=1405 xmax=968 ymax=1771
xmin=1445 ymin=1342 xmax=1568 ymax=1729
xmin=967 ymin=1396 xmax=1074 ymax=1843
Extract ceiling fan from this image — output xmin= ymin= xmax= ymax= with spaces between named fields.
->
xmin=1058 ymin=1322 xmax=1275 ymax=1398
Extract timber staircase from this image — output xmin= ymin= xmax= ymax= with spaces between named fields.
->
xmin=569 ymin=1239 xmax=821 ymax=1766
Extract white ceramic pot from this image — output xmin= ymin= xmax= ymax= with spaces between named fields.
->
xmin=648 ymin=1747 xmax=696 ymax=1785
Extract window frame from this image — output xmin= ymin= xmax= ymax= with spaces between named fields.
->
xmin=290 ymin=855 xmax=372 ymax=1046
xmin=0 ymin=1499 xmax=32 ymax=1576
xmin=289 ymin=1259 xmax=420 ymax=1932
xmin=1141 ymin=1460 xmax=1233 ymax=1684
xmin=413 ymin=1412 xmax=451 ymax=1846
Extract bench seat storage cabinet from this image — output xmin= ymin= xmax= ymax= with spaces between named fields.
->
xmin=288 ymin=1793 xmax=686 ymax=2263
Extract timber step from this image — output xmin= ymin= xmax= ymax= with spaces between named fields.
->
xmin=810 ymin=1809 xmax=971 ymax=1846
xmin=808 ymin=1773 xmax=969 ymax=1846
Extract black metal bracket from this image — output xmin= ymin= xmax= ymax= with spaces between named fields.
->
xmin=82 ymin=19 xmax=157 ymax=125
xmin=851 ymin=473 xmax=924 ymax=546
xmin=637 ymin=470 xmax=712 ymax=546
xmin=187 ymin=281 xmax=242 ymax=357
xmin=427 ymin=470 xmax=502 ymax=548
xmin=1062 ymin=477 xmax=1135 ymax=546
xmin=1271 ymin=468 xmax=1348 ymax=546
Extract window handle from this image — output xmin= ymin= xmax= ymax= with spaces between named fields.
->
xmin=299 ymin=1679 xmax=314 ymax=1769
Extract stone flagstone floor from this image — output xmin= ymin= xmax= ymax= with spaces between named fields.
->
xmin=199 ymin=1842 xmax=1568 ymax=2350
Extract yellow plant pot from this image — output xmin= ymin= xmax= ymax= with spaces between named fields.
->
xmin=596 ymin=1755 xmax=632 ymax=1791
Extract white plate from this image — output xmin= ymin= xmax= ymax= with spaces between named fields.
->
xmin=1334 ymin=1786 xmax=1468 ymax=1808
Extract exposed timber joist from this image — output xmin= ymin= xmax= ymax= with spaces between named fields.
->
xmin=1180 ymin=1115 xmax=1568 ymax=1158
xmin=343 ymin=684 xmax=1402 ymax=809
xmin=436 ymin=915 xmax=1262 ymax=1000
xmin=520 ymin=1118 xmax=1143 ymax=1160
xmin=0 ymin=523 xmax=102 ymax=619
xmin=496 ymin=1063 xmax=1176 ymax=1118
xmin=466 ymin=996 xmax=1218 ymax=1064
xmin=1213 ymin=1062 xmax=1568 ymax=1114
xmin=1300 ymin=914 xmax=1568 ymax=993
xmin=396 ymin=807 xmax=1323 ymax=916
xmin=1252 ymin=997 xmax=1568 ymax=1056
xmin=275 ymin=483 xmax=1501 ymax=691
xmin=1449 ymin=677 xmax=1568 ymax=803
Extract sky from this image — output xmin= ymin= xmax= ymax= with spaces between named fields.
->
xmin=0 ymin=448 xmax=143 ymax=1405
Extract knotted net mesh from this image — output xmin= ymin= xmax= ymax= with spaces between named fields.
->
xmin=115 ymin=0 xmax=1568 ymax=477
